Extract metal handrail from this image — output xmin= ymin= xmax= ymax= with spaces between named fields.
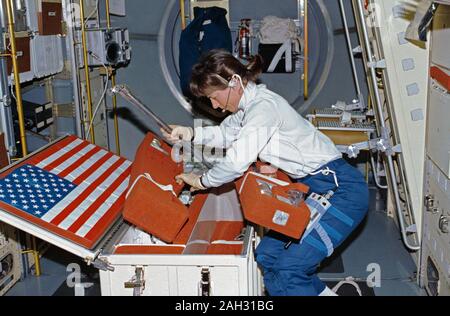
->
xmin=353 ymin=0 xmax=419 ymax=251
xmin=303 ymin=0 xmax=309 ymax=99
xmin=339 ymin=0 xmax=362 ymax=99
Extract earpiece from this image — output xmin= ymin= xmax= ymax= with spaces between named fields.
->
xmin=229 ymin=74 xmax=244 ymax=90
xmin=228 ymin=78 xmax=238 ymax=88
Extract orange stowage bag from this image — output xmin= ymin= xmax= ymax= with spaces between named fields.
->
xmin=235 ymin=172 xmax=311 ymax=240
xmin=123 ymin=133 xmax=188 ymax=243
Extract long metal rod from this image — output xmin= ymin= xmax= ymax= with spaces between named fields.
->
xmin=303 ymin=0 xmax=309 ymax=99
xmin=106 ymin=0 xmax=121 ymax=155
xmin=339 ymin=0 xmax=362 ymax=97
xmin=111 ymin=85 xmax=214 ymax=169
xmin=111 ymin=85 xmax=172 ymax=133
xmin=354 ymin=0 xmax=419 ymax=251
xmin=5 ymin=0 xmax=27 ymax=156
xmin=80 ymin=0 xmax=95 ymax=143
xmin=62 ymin=0 xmax=84 ymax=138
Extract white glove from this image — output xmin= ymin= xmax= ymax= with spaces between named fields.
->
xmin=175 ymin=173 xmax=207 ymax=192
xmin=161 ymin=125 xmax=194 ymax=143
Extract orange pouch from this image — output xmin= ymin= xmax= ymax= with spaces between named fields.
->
xmin=236 ymin=172 xmax=311 ymax=240
xmin=123 ymin=132 xmax=188 ymax=243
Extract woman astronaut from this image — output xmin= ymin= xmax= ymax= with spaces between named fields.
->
xmin=162 ymin=49 xmax=369 ymax=296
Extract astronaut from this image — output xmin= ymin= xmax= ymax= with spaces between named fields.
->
xmin=162 ymin=49 xmax=369 ymax=296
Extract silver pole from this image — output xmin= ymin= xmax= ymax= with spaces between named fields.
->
xmin=62 ymin=0 xmax=84 ymax=139
xmin=0 ymin=0 xmax=16 ymax=159
xmin=339 ymin=0 xmax=362 ymax=97
xmin=354 ymin=0 xmax=419 ymax=251
xmin=111 ymin=85 xmax=215 ymax=169
xmin=111 ymin=85 xmax=172 ymax=134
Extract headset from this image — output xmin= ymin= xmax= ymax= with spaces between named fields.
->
xmin=227 ymin=74 xmax=244 ymax=89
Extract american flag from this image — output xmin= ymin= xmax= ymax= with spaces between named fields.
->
xmin=0 ymin=136 xmax=131 ymax=249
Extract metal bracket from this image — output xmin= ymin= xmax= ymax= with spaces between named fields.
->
xmin=331 ymin=98 xmax=366 ymax=112
xmin=1 ymin=94 xmax=11 ymax=106
xmin=353 ymin=45 xmax=362 ymax=54
xmin=90 ymin=257 xmax=115 ymax=272
xmin=367 ymin=59 xmax=386 ymax=69
xmin=370 ymin=127 xmax=402 ymax=156
xmin=337 ymin=128 xmax=401 ymax=159
xmin=337 ymin=142 xmax=368 ymax=159
xmin=405 ymin=224 xmax=417 ymax=234
xmin=124 ymin=266 xmax=145 ymax=296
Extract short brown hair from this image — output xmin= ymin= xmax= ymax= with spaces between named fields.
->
xmin=190 ymin=49 xmax=263 ymax=97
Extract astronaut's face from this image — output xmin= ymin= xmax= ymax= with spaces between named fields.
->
xmin=208 ymin=85 xmax=243 ymax=113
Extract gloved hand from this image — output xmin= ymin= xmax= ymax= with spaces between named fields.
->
xmin=175 ymin=173 xmax=207 ymax=192
xmin=161 ymin=125 xmax=194 ymax=143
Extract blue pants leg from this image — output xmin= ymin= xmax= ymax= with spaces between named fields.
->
xmin=256 ymin=230 xmax=328 ymax=295
xmin=255 ymin=159 xmax=369 ymax=296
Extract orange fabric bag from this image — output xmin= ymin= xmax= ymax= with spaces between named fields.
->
xmin=123 ymin=132 xmax=189 ymax=243
xmin=235 ymin=172 xmax=311 ymax=240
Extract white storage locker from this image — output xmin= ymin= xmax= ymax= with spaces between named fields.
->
xmin=99 ymin=188 xmax=262 ymax=296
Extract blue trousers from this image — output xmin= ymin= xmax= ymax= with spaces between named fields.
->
xmin=255 ymin=159 xmax=369 ymax=296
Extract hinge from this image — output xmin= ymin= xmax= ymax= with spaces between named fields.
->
xmin=89 ymin=257 xmax=114 ymax=272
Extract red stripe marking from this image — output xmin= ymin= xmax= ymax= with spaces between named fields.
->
xmin=26 ymin=136 xmax=78 ymax=167
xmin=50 ymin=158 xmax=127 ymax=226
xmin=68 ymin=166 xmax=131 ymax=233
xmin=72 ymin=152 xmax=115 ymax=185
xmin=114 ymin=245 xmax=184 ymax=255
xmin=57 ymin=146 xmax=102 ymax=179
xmin=43 ymin=141 xmax=90 ymax=172
xmin=431 ymin=66 xmax=450 ymax=91
xmin=84 ymin=192 xmax=127 ymax=241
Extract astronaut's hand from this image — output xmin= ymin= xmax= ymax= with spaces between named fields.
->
xmin=175 ymin=173 xmax=207 ymax=192
xmin=161 ymin=125 xmax=193 ymax=144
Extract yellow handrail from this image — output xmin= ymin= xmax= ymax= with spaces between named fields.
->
xmin=180 ymin=0 xmax=186 ymax=30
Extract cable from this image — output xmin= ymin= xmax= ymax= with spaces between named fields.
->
xmin=86 ymin=52 xmax=110 ymax=140
xmin=10 ymin=83 xmax=16 ymax=101
xmin=84 ymin=0 xmax=99 ymax=27
xmin=370 ymin=152 xmax=388 ymax=189
xmin=86 ymin=74 xmax=109 ymax=140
